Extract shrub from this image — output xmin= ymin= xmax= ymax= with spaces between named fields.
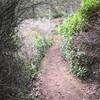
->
xmin=19 ymin=29 xmax=53 ymax=68
xmin=58 ymin=0 xmax=100 ymax=78
xmin=57 ymin=12 xmax=86 ymax=37
xmin=34 ymin=31 xmax=53 ymax=65
xmin=34 ymin=32 xmax=47 ymax=59
xmin=45 ymin=39 xmax=53 ymax=48
xmin=27 ymin=63 xmax=38 ymax=77
xmin=71 ymin=65 xmax=89 ymax=78
xmin=61 ymin=39 xmax=90 ymax=78
xmin=25 ymin=31 xmax=53 ymax=99
xmin=57 ymin=0 xmax=100 ymax=37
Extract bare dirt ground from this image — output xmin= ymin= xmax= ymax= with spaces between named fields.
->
xmin=34 ymin=36 xmax=99 ymax=100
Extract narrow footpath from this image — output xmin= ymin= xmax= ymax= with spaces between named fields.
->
xmin=38 ymin=36 xmax=89 ymax=100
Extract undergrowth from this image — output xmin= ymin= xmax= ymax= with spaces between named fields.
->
xmin=28 ymin=31 xmax=53 ymax=99
xmin=34 ymin=32 xmax=53 ymax=65
xmin=58 ymin=0 xmax=100 ymax=78
xmin=26 ymin=31 xmax=53 ymax=79
xmin=57 ymin=0 xmax=100 ymax=37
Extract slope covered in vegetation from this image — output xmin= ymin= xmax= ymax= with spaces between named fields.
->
xmin=57 ymin=0 xmax=100 ymax=78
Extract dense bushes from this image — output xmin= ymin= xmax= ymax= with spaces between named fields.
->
xmin=57 ymin=0 xmax=100 ymax=37
xmin=58 ymin=0 xmax=100 ymax=78
xmin=19 ymin=29 xmax=53 ymax=68
xmin=0 ymin=0 xmax=33 ymax=100
xmin=57 ymin=0 xmax=100 ymax=38
xmin=61 ymin=39 xmax=90 ymax=78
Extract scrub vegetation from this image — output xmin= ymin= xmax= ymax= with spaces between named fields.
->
xmin=57 ymin=0 xmax=100 ymax=78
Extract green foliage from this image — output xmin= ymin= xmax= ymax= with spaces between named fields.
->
xmin=58 ymin=0 xmax=100 ymax=79
xmin=31 ymin=96 xmax=38 ymax=100
xmin=57 ymin=12 xmax=86 ymax=37
xmin=34 ymin=33 xmax=47 ymax=58
xmin=34 ymin=33 xmax=53 ymax=63
xmin=61 ymin=39 xmax=90 ymax=78
xmin=71 ymin=65 xmax=89 ymax=78
xmin=57 ymin=0 xmax=100 ymax=37
xmin=28 ymin=33 xmax=53 ymax=100
xmin=60 ymin=39 xmax=71 ymax=60
xmin=45 ymin=39 xmax=53 ymax=48
xmin=70 ymin=50 xmax=91 ymax=78
xmin=81 ymin=0 xmax=99 ymax=8
xmin=27 ymin=63 xmax=38 ymax=77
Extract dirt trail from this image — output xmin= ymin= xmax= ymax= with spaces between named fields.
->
xmin=38 ymin=36 xmax=90 ymax=100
